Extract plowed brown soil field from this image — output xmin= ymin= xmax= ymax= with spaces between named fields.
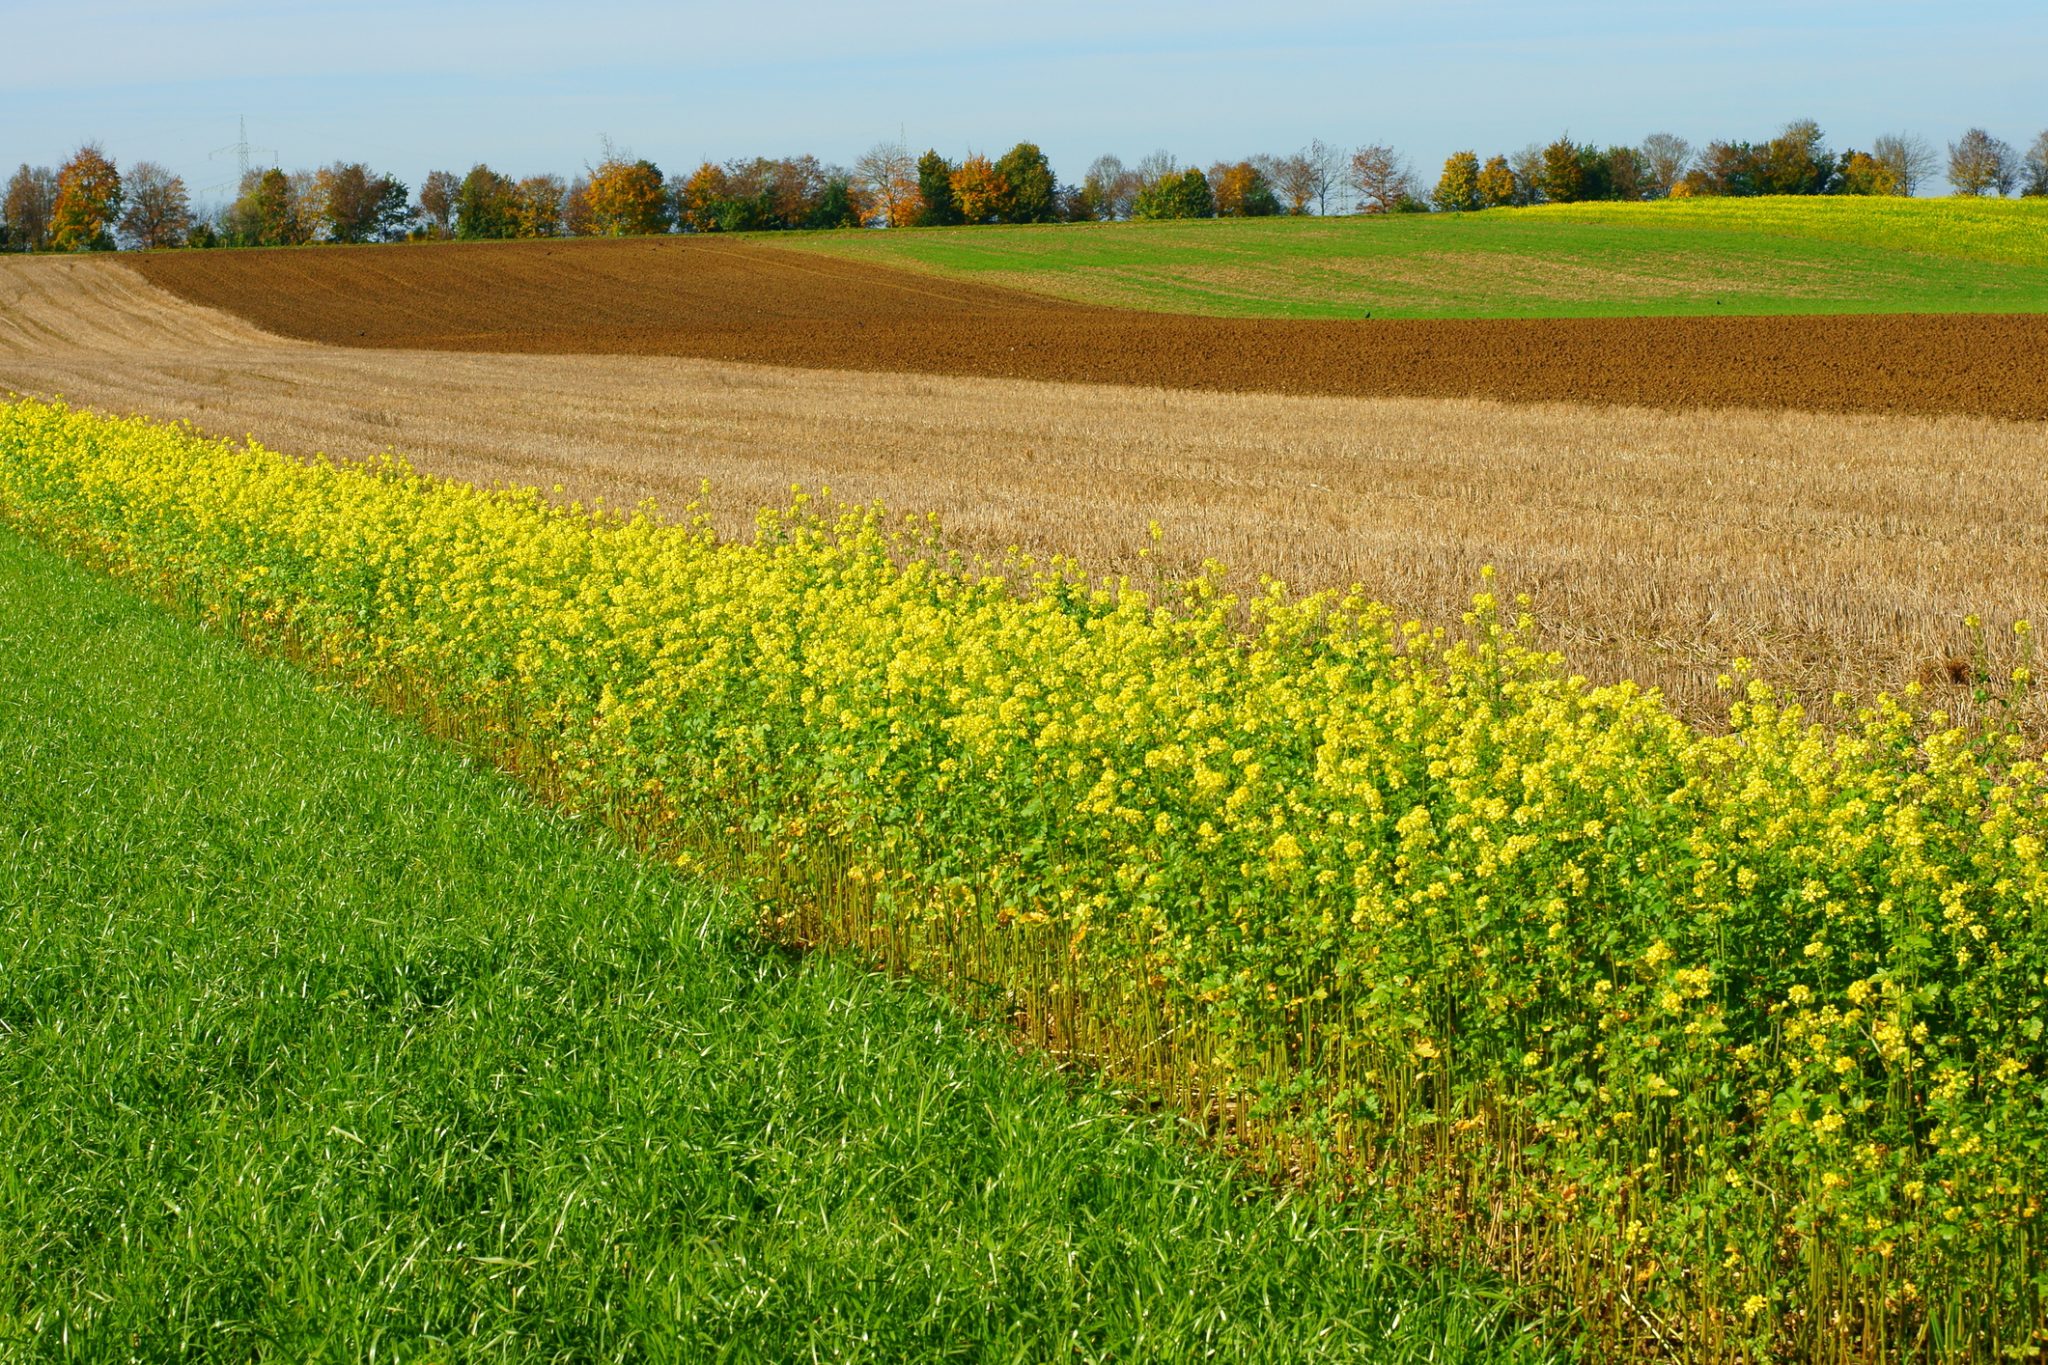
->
xmin=127 ymin=237 xmax=2048 ymax=420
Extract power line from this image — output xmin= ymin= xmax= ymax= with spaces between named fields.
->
xmin=204 ymin=116 xmax=277 ymax=195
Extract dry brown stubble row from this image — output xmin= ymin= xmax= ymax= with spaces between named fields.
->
xmin=2 ymin=254 xmax=2043 ymax=738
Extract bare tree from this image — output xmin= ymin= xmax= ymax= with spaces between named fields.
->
xmin=1508 ymin=143 xmax=1547 ymax=205
xmin=417 ymin=169 xmax=459 ymax=236
xmin=1639 ymin=132 xmax=1692 ymax=198
xmin=1303 ymin=138 xmax=1344 ymax=215
xmin=1080 ymin=154 xmax=1139 ymax=220
xmin=1132 ymin=149 xmax=1179 ymax=195
xmin=1347 ymin=143 xmax=1414 ymax=214
xmin=853 ymin=140 xmax=919 ymax=227
xmin=3 ymin=164 xmax=58 ymax=250
xmin=1871 ymin=133 xmax=1936 ymax=196
xmin=116 ymin=161 xmax=192 ymax=249
xmin=1266 ymin=151 xmax=1317 ymax=214
xmin=1948 ymin=128 xmax=2018 ymax=196
xmin=2025 ymin=131 xmax=2048 ymax=197
xmin=286 ymin=170 xmax=326 ymax=243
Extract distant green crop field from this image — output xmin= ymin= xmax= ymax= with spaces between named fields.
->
xmin=770 ymin=196 xmax=2048 ymax=319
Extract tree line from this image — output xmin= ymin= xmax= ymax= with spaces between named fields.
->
xmin=6 ymin=121 xmax=2046 ymax=252
xmin=1422 ymin=122 xmax=2047 ymax=212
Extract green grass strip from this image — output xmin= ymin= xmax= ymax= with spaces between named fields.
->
xmin=0 ymin=524 xmax=1554 ymax=1363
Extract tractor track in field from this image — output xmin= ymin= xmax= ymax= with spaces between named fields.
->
xmin=125 ymin=236 xmax=2048 ymax=421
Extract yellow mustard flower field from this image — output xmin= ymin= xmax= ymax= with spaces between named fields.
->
xmin=3 ymin=398 xmax=2043 ymax=1360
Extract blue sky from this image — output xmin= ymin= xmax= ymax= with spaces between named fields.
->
xmin=3 ymin=0 xmax=2042 ymax=204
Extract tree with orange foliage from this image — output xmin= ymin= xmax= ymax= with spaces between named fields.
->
xmin=1835 ymin=151 xmax=1899 ymax=197
xmin=563 ymin=177 xmax=595 ymax=237
xmin=1475 ymin=154 xmax=1517 ymax=208
xmin=1348 ymin=143 xmax=1416 ymax=214
xmin=949 ymin=154 xmax=1008 ymax=224
xmin=586 ymin=150 xmax=671 ymax=236
xmin=1432 ymin=151 xmax=1481 ymax=212
xmin=511 ymin=174 xmax=566 ymax=237
xmin=673 ymin=162 xmax=732 ymax=232
xmin=1210 ymin=160 xmax=1279 ymax=217
xmin=853 ymin=141 xmax=920 ymax=227
xmin=50 ymin=144 xmax=123 ymax=251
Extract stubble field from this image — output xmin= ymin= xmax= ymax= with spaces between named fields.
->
xmin=4 ymin=245 xmax=2043 ymax=736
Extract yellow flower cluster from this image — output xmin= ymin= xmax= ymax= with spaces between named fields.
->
xmin=4 ymin=398 xmax=2044 ymax=1355
xmin=1532 ymin=192 xmax=2048 ymax=268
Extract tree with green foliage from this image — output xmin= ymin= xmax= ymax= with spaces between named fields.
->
xmin=804 ymin=177 xmax=863 ymax=229
xmin=673 ymin=155 xmax=858 ymax=232
xmin=708 ymin=159 xmax=774 ymax=230
xmin=1131 ymin=167 xmax=1214 ymax=220
xmin=315 ymin=162 xmax=411 ymax=243
xmin=1432 ymin=151 xmax=1481 ymax=212
xmin=3 ymin=164 xmax=58 ymax=251
xmin=993 ymin=142 xmax=1056 ymax=223
xmin=221 ymin=168 xmax=303 ymax=247
xmin=673 ymin=159 xmax=777 ymax=232
xmin=914 ymin=150 xmax=961 ymax=227
xmin=1687 ymin=140 xmax=1759 ymax=197
xmin=455 ymin=164 xmax=519 ymax=239
xmin=1475 ymin=154 xmax=1516 ymax=208
xmin=50 ymin=144 xmax=122 ymax=251
xmin=1571 ymin=145 xmax=1613 ymax=201
xmin=1537 ymin=137 xmax=1584 ymax=204
xmin=1603 ymin=145 xmax=1650 ymax=201
xmin=1756 ymin=119 xmax=1836 ymax=195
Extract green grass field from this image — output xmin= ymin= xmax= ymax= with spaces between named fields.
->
xmin=772 ymin=196 xmax=2048 ymax=319
xmin=0 ymin=525 xmax=1559 ymax=1363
